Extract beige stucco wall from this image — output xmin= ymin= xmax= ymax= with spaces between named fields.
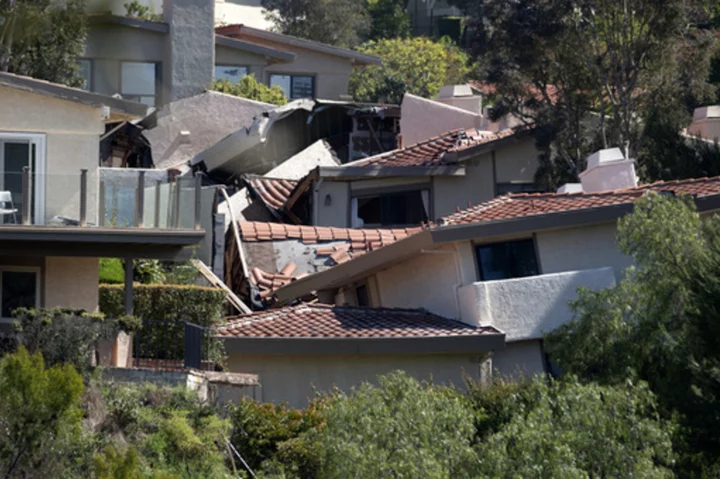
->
xmin=400 ymin=93 xmax=483 ymax=146
xmin=214 ymin=44 xmax=268 ymax=81
xmin=0 ymin=87 xmax=102 ymax=223
xmin=434 ymin=154 xmax=495 ymax=219
xmin=537 ymin=222 xmax=632 ymax=281
xmin=44 ymin=257 xmax=100 ymax=312
xmin=315 ymin=180 xmax=349 ymax=227
xmin=492 ymin=340 xmax=546 ymax=378
xmin=227 ymin=352 xmax=483 ymax=408
xmin=494 ymin=139 xmax=539 ymax=184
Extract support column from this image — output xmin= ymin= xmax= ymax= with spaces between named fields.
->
xmin=124 ymin=258 xmax=134 ymax=315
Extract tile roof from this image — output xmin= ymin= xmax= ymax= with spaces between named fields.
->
xmin=349 ymin=128 xmax=524 ymax=168
xmin=217 ymin=303 xmax=502 ymax=339
xmin=243 ymin=175 xmax=298 ymax=213
xmin=441 ymin=176 xmax=720 ymax=225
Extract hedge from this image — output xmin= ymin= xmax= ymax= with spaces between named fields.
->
xmin=99 ymin=284 xmax=227 ymax=364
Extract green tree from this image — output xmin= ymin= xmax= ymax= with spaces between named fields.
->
xmin=367 ymin=0 xmax=411 ymax=40
xmin=471 ymin=377 xmax=675 ymax=478
xmin=0 ymin=0 xmax=87 ymax=86
xmin=318 ymin=371 xmax=479 ymax=478
xmin=212 ymin=75 xmax=288 ymax=106
xmin=94 ymin=446 xmax=143 ymax=479
xmin=261 ymin=0 xmax=370 ymax=48
xmin=546 ymin=193 xmax=720 ymax=474
xmin=0 ymin=347 xmax=85 ymax=478
xmin=350 ymin=37 xmax=472 ymax=104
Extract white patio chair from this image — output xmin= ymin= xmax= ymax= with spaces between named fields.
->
xmin=0 ymin=191 xmax=18 ymax=224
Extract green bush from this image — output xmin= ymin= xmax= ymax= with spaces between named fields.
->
xmin=212 ymin=75 xmax=287 ymax=106
xmin=99 ymin=258 xmax=125 ymax=284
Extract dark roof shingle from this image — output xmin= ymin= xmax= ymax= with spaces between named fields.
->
xmin=217 ymin=303 xmax=502 ymax=339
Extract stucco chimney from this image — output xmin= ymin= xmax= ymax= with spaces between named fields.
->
xmin=435 ymin=84 xmax=482 ymax=116
xmin=162 ymin=0 xmax=215 ymax=103
xmin=687 ymin=106 xmax=720 ymax=141
xmin=579 ymin=148 xmax=638 ymax=193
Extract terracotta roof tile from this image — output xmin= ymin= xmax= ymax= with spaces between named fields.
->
xmin=243 ymin=175 xmax=299 ymax=216
xmin=217 ymin=303 xmax=502 ymax=339
xmin=441 ymin=176 xmax=720 ymax=225
xmin=347 ymin=127 xmax=527 ymax=168
xmin=238 ymin=221 xmax=423 ymax=246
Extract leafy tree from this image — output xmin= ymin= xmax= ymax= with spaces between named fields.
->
xmin=94 ymin=446 xmax=143 ymax=479
xmin=123 ymin=0 xmax=162 ymax=22
xmin=471 ymin=377 xmax=676 ymax=478
xmin=0 ymin=347 xmax=85 ymax=478
xmin=546 ymin=193 xmax=720 ymax=474
xmin=350 ymin=37 xmax=472 ymax=104
xmin=261 ymin=0 xmax=370 ymax=48
xmin=0 ymin=0 xmax=87 ymax=86
xmin=318 ymin=371 xmax=479 ymax=478
xmin=367 ymin=0 xmax=411 ymax=40
xmin=212 ymin=75 xmax=287 ymax=106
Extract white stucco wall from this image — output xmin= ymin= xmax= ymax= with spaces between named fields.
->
xmin=374 ymin=244 xmax=461 ymax=319
xmin=537 ymin=222 xmax=633 ymax=281
xmin=433 ymin=155 xmax=495 ymax=219
xmin=228 ymin=352 xmax=484 ymax=408
xmin=314 ymin=180 xmax=349 ymax=227
xmin=494 ymin=138 xmax=539 ymax=184
xmin=400 ymin=93 xmax=483 ymax=146
xmin=0 ymin=87 xmax=103 ymax=224
xmin=457 ymin=267 xmax=616 ymax=341
xmin=492 ymin=340 xmax=546 ymax=378
xmin=44 ymin=257 xmax=100 ymax=312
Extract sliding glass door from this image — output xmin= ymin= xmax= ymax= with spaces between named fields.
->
xmin=0 ymin=134 xmax=45 ymax=225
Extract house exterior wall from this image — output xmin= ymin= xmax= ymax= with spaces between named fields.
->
xmin=227 ymin=352 xmax=483 ymax=408
xmin=400 ymin=93 xmax=483 ymax=146
xmin=314 ymin=181 xmax=349 ymax=227
xmin=492 ymin=340 xmax=546 ymax=378
xmin=44 ymin=257 xmax=100 ymax=312
xmin=214 ymin=45 xmax=268 ymax=81
xmin=536 ymin=222 xmax=633 ymax=281
xmin=0 ymin=87 xmax=102 ymax=223
xmin=494 ymin=139 xmax=539 ymax=184
xmin=433 ymin=153 xmax=495 ymax=218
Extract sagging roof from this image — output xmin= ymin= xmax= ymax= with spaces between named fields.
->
xmin=0 ymin=71 xmax=150 ymax=120
xmin=216 ymin=303 xmax=505 ymax=355
xmin=441 ymin=176 xmax=720 ymax=225
xmin=242 ymin=175 xmax=298 ymax=217
xmin=215 ymin=24 xmax=382 ymax=66
xmin=215 ymin=35 xmax=296 ymax=63
xmin=272 ymin=176 xmax=720 ymax=302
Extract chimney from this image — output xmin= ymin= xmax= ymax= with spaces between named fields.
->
xmin=687 ymin=106 xmax=720 ymax=141
xmin=162 ymin=0 xmax=215 ymax=103
xmin=578 ymin=147 xmax=638 ymax=193
xmin=435 ymin=84 xmax=482 ymax=116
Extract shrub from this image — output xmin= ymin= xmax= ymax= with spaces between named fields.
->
xmin=99 ymin=258 xmax=124 ymax=284
xmin=212 ymin=75 xmax=287 ymax=106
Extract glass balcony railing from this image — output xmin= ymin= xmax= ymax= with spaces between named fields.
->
xmin=0 ymin=168 xmax=201 ymax=230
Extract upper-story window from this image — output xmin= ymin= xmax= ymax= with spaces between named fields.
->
xmin=77 ymin=59 xmax=92 ymax=90
xmin=351 ymin=189 xmax=430 ymax=227
xmin=215 ymin=65 xmax=249 ymax=83
xmin=476 ymin=238 xmax=539 ymax=281
xmin=120 ymin=61 xmax=158 ymax=106
xmin=269 ymin=74 xmax=314 ymax=99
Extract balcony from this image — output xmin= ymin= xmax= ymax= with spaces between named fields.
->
xmin=457 ymin=267 xmax=617 ymax=341
xmin=0 ymin=167 xmax=204 ymax=259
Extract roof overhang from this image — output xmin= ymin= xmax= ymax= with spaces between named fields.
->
xmin=451 ymin=127 xmax=538 ymax=163
xmin=215 ymin=35 xmax=296 ymax=63
xmin=88 ymin=14 xmax=169 ymax=33
xmin=318 ymin=165 xmax=465 ymax=179
xmin=0 ymin=226 xmax=205 ymax=260
xmin=0 ymin=72 xmax=150 ymax=120
xmin=221 ymin=333 xmax=505 ymax=355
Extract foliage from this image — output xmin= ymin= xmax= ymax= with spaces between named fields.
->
xmin=0 ymin=347 xmax=84 ymax=478
xmin=123 ymin=0 xmax=162 ymax=22
xmin=0 ymin=0 xmax=87 ymax=86
xmin=228 ymin=396 xmax=325 ymax=477
xmin=9 ymin=307 xmax=138 ymax=374
xmin=133 ymin=259 xmax=166 ymax=284
xmin=366 ymin=0 xmax=411 ymax=40
xmin=350 ymin=36 xmax=472 ymax=104
xmin=261 ymin=0 xmax=370 ymax=48
xmin=318 ymin=371 xmax=479 ymax=478
xmin=99 ymin=258 xmax=125 ymax=284
xmin=212 ymin=75 xmax=287 ymax=106
xmin=94 ymin=446 xmax=142 ymax=479
xmin=453 ymin=0 xmax=717 ymax=187
xmin=471 ymin=377 xmax=676 ymax=478
xmin=545 ymin=193 xmax=720 ymax=474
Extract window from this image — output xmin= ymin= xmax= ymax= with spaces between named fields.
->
xmin=269 ymin=74 xmax=315 ymax=99
xmin=121 ymin=62 xmax=158 ymax=106
xmin=0 ymin=134 xmax=45 ymax=225
xmin=77 ymin=59 xmax=92 ymax=90
xmin=352 ymin=189 xmax=430 ymax=227
xmin=496 ymin=182 xmax=541 ymax=195
xmin=0 ymin=268 xmax=39 ymax=318
xmin=215 ymin=65 xmax=249 ymax=83
xmin=356 ymin=284 xmax=370 ymax=307
xmin=476 ymin=238 xmax=539 ymax=281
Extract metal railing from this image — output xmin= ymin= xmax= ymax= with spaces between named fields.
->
xmin=132 ymin=319 xmax=220 ymax=372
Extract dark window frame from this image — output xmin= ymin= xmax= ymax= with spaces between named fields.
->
xmin=475 ymin=237 xmax=540 ymax=282
xmin=355 ymin=283 xmax=370 ymax=307
xmin=214 ymin=64 xmax=250 ymax=83
xmin=353 ymin=188 xmax=430 ymax=227
xmin=269 ymin=73 xmax=316 ymax=99
xmin=0 ymin=267 xmax=40 ymax=318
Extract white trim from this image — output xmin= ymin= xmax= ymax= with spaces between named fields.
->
xmin=0 ymin=266 xmax=41 ymax=319
xmin=0 ymin=132 xmax=46 ymax=225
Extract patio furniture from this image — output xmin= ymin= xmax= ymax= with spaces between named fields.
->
xmin=0 ymin=191 xmax=17 ymax=224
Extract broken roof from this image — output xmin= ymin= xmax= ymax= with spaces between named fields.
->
xmin=216 ymin=303 xmax=505 ymax=355
xmin=242 ymin=175 xmax=298 ymax=218
xmin=0 ymin=71 xmax=150 ymax=120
